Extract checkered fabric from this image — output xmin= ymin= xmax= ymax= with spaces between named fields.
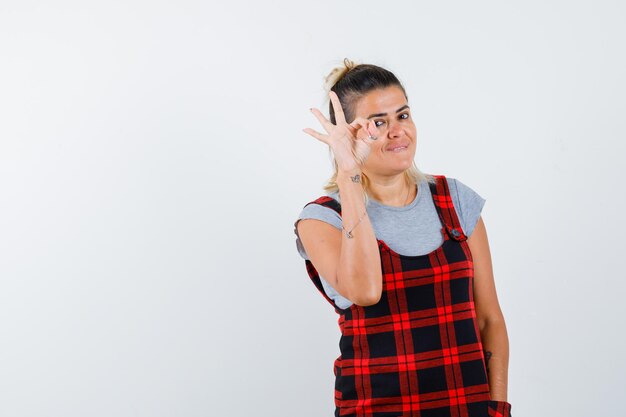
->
xmin=302 ymin=175 xmax=512 ymax=417
xmin=487 ymin=400 xmax=512 ymax=417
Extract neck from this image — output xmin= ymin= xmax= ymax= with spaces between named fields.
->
xmin=365 ymin=172 xmax=416 ymax=207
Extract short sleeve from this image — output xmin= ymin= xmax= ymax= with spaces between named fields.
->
xmin=293 ymin=202 xmax=343 ymax=260
xmin=449 ymin=178 xmax=486 ymax=238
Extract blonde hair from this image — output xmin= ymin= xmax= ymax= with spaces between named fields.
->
xmin=324 ymin=58 xmax=357 ymax=93
xmin=321 ymin=59 xmax=435 ymax=204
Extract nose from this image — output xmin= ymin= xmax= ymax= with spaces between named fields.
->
xmin=387 ymin=120 xmax=403 ymax=138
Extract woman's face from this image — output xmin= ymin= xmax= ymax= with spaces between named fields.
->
xmin=352 ymin=86 xmax=417 ymax=177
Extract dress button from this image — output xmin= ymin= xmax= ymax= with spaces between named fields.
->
xmin=451 ymin=228 xmax=460 ymax=237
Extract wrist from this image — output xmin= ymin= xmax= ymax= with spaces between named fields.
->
xmin=337 ymin=169 xmax=363 ymax=183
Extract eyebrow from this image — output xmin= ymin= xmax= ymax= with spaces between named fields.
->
xmin=367 ymin=105 xmax=410 ymax=119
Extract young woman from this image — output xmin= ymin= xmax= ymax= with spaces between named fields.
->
xmin=294 ymin=59 xmax=512 ymax=417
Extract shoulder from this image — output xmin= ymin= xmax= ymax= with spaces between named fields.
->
xmin=445 ymin=176 xmax=486 ymax=238
xmin=446 ymin=177 xmax=485 ymax=203
xmin=297 ymin=203 xmax=341 ymax=226
xmin=298 ymin=193 xmax=342 ymax=220
xmin=294 ymin=194 xmax=343 ymax=260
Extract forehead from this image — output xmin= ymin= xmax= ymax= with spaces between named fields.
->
xmin=354 ymin=86 xmax=408 ymax=116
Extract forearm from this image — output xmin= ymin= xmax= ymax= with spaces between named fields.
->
xmin=334 ymin=169 xmax=382 ymax=305
xmin=480 ymin=319 xmax=510 ymax=401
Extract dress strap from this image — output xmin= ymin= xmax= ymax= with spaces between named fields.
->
xmin=304 ymin=196 xmax=342 ymax=216
xmin=428 ymin=175 xmax=468 ymax=241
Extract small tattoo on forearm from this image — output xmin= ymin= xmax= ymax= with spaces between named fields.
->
xmin=350 ymin=174 xmax=361 ymax=183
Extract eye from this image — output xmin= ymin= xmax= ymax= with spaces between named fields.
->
xmin=374 ymin=120 xmax=385 ymax=127
xmin=399 ymin=113 xmax=409 ymax=120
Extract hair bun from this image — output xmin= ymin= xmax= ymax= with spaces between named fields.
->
xmin=324 ymin=58 xmax=357 ymax=92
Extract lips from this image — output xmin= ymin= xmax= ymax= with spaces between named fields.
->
xmin=387 ymin=143 xmax=409 ymax=151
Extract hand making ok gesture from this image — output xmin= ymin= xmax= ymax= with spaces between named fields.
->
xmin=303 ymin=91 xmax=379 ymax=174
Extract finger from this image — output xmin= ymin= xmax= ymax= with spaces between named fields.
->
xmin=363 ymin=119 xmax=379 ymax=141
xmin=350 ymin=117 xmax=376 ymax=140
xmin=310 ymin=108 xmax=333 ymax=132
xmin=349 ymin=120 xmax=368 ymax=140
xmin=302 ymin=128 xmax=329 ymax=144
xmin=354 ymin=118 xmax=378 ymax=139
xmin=349 ymin=117 xmax=369 ymax=131
xmin=329 ymin=91 xmax=346 ymax=124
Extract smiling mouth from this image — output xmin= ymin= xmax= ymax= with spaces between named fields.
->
xmin=388 ymin=145 xmax=408 ymax=152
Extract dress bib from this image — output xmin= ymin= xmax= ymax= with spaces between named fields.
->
xmin=303 ymin=175 xmax=512 ymax=417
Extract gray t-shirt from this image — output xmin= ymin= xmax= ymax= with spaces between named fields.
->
xmin=293 ymin=176 xmax=486 ymax=309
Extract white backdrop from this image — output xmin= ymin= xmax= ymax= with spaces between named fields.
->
xmin=1 ymin=1 xmax=625 ymax=416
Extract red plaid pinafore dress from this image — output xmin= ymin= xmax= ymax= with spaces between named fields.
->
xmin=303 ymin=175 xmax=512 ymax=417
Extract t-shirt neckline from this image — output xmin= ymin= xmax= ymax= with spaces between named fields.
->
xmin=331 ymin=179 xmax=427 ymax=212
xmin=367 ymin=179 xmax=426 ymax=212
